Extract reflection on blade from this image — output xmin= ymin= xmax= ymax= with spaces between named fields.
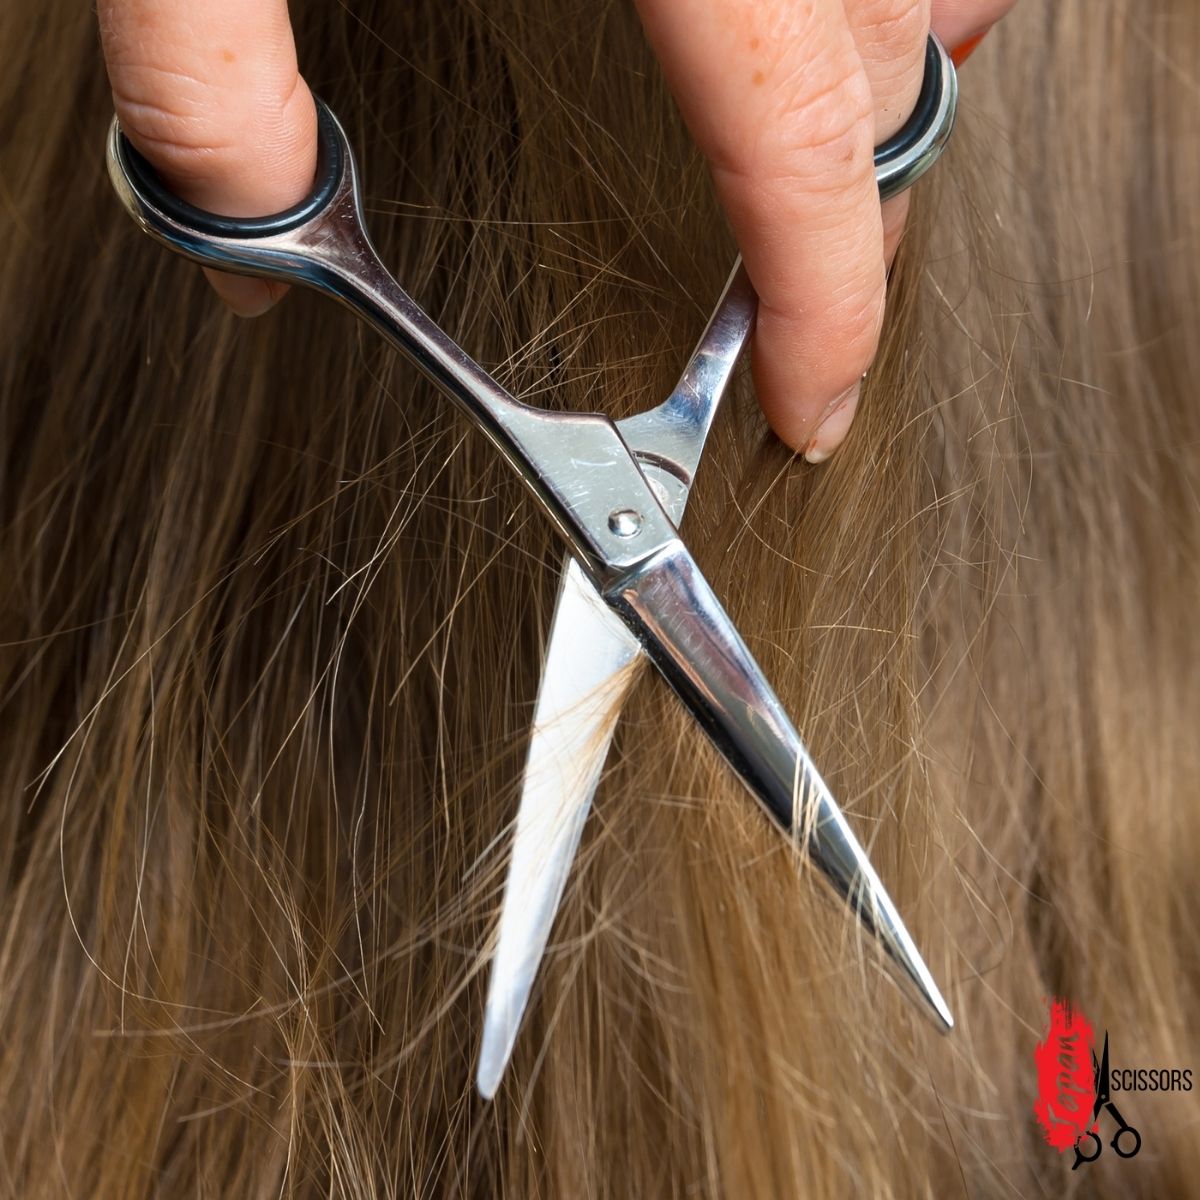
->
xmin=479 ymin=262 xmax=754 ymax=1098
xmin=606 ymin=540 xmax=954 ymax=1033
xmin=477 ymin=558 xmax=640 ymax=1099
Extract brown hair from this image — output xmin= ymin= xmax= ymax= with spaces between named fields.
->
xmin=2 ymin=0 xmax=1198 ymax=1194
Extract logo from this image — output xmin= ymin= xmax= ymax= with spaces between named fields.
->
xmin=1069 ymin=1031 xmax=1142 ymax=1169
xmin=1033 ymin=998 xmax=1152 ymax=1170
xmin=1033 ymin=998 xmax=1101 ymax=1153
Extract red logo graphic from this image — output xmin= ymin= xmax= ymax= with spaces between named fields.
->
xmin=1033 ymin=998 xmax=1097 ymax=1150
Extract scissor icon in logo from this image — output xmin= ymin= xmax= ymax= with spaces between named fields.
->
xmin=1072 ymin=1033 xmax=1142 ymax=1169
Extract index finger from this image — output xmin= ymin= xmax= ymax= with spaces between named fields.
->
xmin=635 ymin=0 xmax=890 ymax=455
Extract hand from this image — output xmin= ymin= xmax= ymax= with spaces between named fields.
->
xmin=634 ymin=0 xmax=1016 ymax=457
xmin=96 ymin=1 xmax=1014 ymax=457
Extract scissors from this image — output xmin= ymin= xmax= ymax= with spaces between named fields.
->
xmin=1072 ymin=1034 xmax=1143 ymax=1169
xmin=105 ymin=34 xmax=959 ymax=1100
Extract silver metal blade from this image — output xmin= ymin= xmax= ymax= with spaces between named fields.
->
xmin=616 ymin=261 xmax=755 ymax=507
xmin=606 ymin=541 xmax=954 ymax=1032
xmin=477 ymin=558 xmax=640 ymax=1098
xmin=478 ymin=263 xmax=756 ymax=1098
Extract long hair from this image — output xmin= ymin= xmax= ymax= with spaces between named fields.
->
xmin=2 ymin=1 xmax=1197 ymax=1195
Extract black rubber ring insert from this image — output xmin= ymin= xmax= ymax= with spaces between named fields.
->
xmin=117 ymin=97 xmax=344 ymax=239
xmin=873 ymin=38 xmax=941 ymax=171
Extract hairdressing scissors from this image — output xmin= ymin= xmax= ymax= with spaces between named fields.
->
xmin=105 ymin=34 xmax=958 ymax=1099
xmin=1072 ymin=1034 xmax=1142 ymax=1169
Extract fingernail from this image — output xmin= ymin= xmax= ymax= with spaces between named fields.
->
xmin=803 ymin=382 xmax=860 ymax=465
xmin=950 ymin=28 xmax=991 ymax=68
xmin=204 ymin=268 xmax=286 ymax=318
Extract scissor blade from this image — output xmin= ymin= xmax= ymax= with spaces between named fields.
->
xmin=1093 ymin=1032 xmax=1111 ymax=1113
xmin=606 ymin=541 xmax=954 ymax=1032
xmin=616 ymin=261 xmax=754 ymax=507
xmin=477 ymin=557 xmax=640 ymax=1098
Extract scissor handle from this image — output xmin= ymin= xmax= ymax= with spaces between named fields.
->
xmin=104 ymin=33 xmax=957 ymax=581
xmin=117 ymin=102 xmax=345 ymax=240
xmin=1071 ymin=1130 xmax=1102 ymax=1170
xmin=875 ymin=34 xmax=957 ymax=201
xmin=1105 ymin=1104 xmax=1142 ymax=1159
xmin=108 ymin=92 xmax=689 ymax=582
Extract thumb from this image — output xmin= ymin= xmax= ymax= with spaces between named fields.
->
xmin=98 ymin=0 xmax=317 ymax=317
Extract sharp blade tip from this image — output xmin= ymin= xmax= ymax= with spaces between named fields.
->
xmin=476 ymin=1001 xmax=521 ymax=1101
xmin=875 ymin=905 xmax=955 ymax=1035
xmin=923 ymin=976 xmax=955 ymax=1034
xmin=806 ymin=794 xmax=954 ymax=1036
xmin=475 ymin=1041 xmax=507 ymax=1101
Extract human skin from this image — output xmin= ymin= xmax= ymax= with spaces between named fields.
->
xmin=96 ymin=0 xmax=1015 ymax=460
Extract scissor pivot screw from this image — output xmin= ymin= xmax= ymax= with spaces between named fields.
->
xmin=607 ymin=508 xmax=643 ymax=538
